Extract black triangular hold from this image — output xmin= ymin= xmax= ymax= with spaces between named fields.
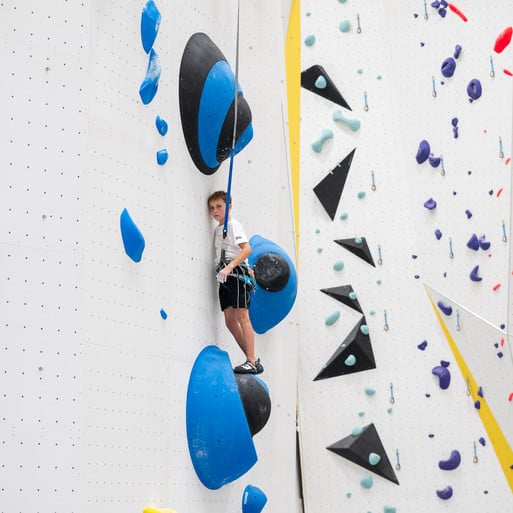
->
xmin=334 ymin=237 xmax=375 ymax=267
xmin=301 ymin=64 xmax=351 ymax=110
xmin=313 ymin=149 xmax=356 ymax=220
xmin=314 ymin=317 xmax=376 ymax=381
xmin=327 ymin=423 xmax=399 ymax=485
xmin=320 ymin=285 xmax=362 ymax=313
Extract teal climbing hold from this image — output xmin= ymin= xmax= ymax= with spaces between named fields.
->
xmin=326 ymin=311 xmax=341 ymax=326
xmin=345 ymin=354 xmax=357 ymax=366
xmin=339 ymin=20 xmax=351 ymax=32
xmin=360 ymin=324 xmax=369 ymax=335
xmin=333 ymin=260 xmax=344 ymax=271
xmin=315 ymin=75 xmax=327 ymax=89
xmin=312 ymin=129 xmax=333 ymax=153
xmin=360 ymin=475 xmax=373 ymax=489
xmin=304 ymin=34 xmax=315 ymax=46
xmin=369 ymin=452 xmax=381 ymax=465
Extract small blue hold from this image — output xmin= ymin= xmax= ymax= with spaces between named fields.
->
xmin=160 ymin=308 xmax=168 ymax=319
xmin=453 ymin=44 xmax=462 ymax=59
xmin=432 ymin=364 xmax=451 ymax=389
xmin=157 ymin=149 xmax=168 ymax=165
xmin=435 ymin=229 xmax=443 ymax=240
xmin=429 ymin=155 xmax=441 ymax=168
xmin=466 ymin=233 xmax=480 ymax=251
xmin=441 ymin=57 xmax=456 ymax=78
xmin=242 ymin=484 xmax=268 ymax=513
xmin=436 ymin=485 xmax=453 ymax=500
xmin=416 ymin=139 xmax=431 ymax=164
xmin=437 ymin=301 xmax=452 ymax=316
xmin=470 ymin=265 xmax=482 ymax=282
xmin=155 ymin=115 xmax=168 ymax=135
xmin=479 ymin=237 xmax=491 ymax=251
xmin=140 ymin=0 xmax=161 ymax=54
xmin=120 ymin=208 xmax=146 ymax=262
xmin=438 ymin=450 xmax=461 ymax=470
xmin=139 ymin=48 xmax=161 ymax=105
xmin=424 ymin=198 xmax=437 ymax=210
xmin=467 ymin=79 xmax=482 ymax=101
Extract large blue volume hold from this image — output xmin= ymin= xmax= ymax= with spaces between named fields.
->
xmin=186 ymin=346 xmax=257 ymax=489
xmin=248 ymin=235 xmax=297 ymax=334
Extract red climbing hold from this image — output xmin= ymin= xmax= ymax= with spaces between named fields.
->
xmin=503 ymin=68 xmax=513 ymax=76
xmin=448 ymin=4 xmax=467 ymax=22
xmin=494 ymin=26 xmax=513 ymax=54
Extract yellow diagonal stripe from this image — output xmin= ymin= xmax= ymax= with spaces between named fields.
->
xmin=427 ymin=290 xmax=513 ymax=493
xmin=285 ymin=0 xmax=300 ymax=263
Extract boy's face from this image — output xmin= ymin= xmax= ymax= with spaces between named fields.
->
xmin=209 ymin=199 xmax=229 ymax=225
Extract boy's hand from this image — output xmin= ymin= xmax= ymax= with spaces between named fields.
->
xmin=216 ymin=266 xmax=231 ymax=283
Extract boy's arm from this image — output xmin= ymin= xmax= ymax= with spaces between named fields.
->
xmin=216 ymin=242 xmax=251 ymax=282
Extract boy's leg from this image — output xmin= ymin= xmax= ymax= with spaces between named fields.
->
xmin=223 ymin=307 xmax=256 ymax=363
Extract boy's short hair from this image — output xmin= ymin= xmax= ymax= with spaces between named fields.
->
xmin=207 ymin=190 xmax=231 ymax=205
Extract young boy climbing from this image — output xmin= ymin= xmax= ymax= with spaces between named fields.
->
xmin=208 ymin=190 xmax=263 ymax=374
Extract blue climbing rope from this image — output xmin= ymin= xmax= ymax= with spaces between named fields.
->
xmin=222 ymin=0 xmax=241 ymax=241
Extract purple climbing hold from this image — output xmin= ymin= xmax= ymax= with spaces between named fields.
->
xmin=431 ymin=1 xmax=440 ymax=7
xmin=479 ymin=437 xmax=486 ymax=446
xmin=477 ymin=386 xmax=484 ymax=397
xmin=453 ymin=126 xmax=459 ymax=138
xmin=474 ymin=400 xmax=481 ymax=409
xmin=451 ymin=117 xmax=458 ymax=127
xmin=435 ymin=229 xmax=443 ymax=240
xmin=498 ymin=352 xmax=504 ymax=358
xmin=465 ymin=209 xmax=472 ymax=219
xmin=418 ymin=340 xmax=428 ymax=350
xmin=470 ymin=265 xmax=482 ymax=282
xmin=416 ymin=140 xmax=431 ymax=164
xmin=440 ymin=360 xmax=450 ymax=368
xmin=424 ymin=198 xmax=437 ymax=210
xmin=436 ymin=486 xmax=453 ymax=500
xmin=467 ymin=233 xmax=480 ymax=251
xmin=437 ymin=301 xmax=452 ymax=316
xmin=429 ymin=155 xmax=441 ymax=168
xmin=453 ymin=45 xmax=462 ymax=59
xmin=500 ymin=323 xmax=506 ymax=329
xmin=467 ymin=79 xmax=482 ymax=101
xmin=440 ymin=0 xmax=448 ymax=6
xmin=479 ymin=236 xmax=490 ymax=250
xmin=438 ymin=450 xmax=461 ymax=470
xmin=438 ymin=7 xmax=447 ymax=17
xmin=432 ymin=364 xmax=451 ymax=389
xmin=441 ymin=57 xmax=456 ymax=77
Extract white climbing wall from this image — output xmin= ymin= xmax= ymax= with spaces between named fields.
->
xmin=298 ymin=1 xmax=513 ymax=513
xmin=0 ymin=1 xmax=298 ymax=513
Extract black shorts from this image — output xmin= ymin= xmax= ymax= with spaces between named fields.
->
xmin=218 ymin=266 xmax=252 ymax=311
